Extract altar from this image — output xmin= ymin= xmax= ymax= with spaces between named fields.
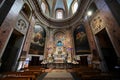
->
xmin=45 ymin=39 xmax=73 ymax=68
xmin=53 ymin=53 xmax=66 ymax=63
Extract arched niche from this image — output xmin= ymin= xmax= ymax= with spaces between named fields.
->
xmin=21 ymin=3 xmax=31 ymax=18
xmin=74 ymin=24 xmax=90 ymax=54
xmin=29 ymin=24 xmax=46 ymax=55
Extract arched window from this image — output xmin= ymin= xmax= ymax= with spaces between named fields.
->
xmin=56 ymin=9 xmax=63 ymax=19
xmin=72 ymin=1 xmax=78 ymax=14
xmin=41 ymin=2 xmax=46 ymax=13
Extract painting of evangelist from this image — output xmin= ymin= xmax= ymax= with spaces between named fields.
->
xmin=30 ymin=25 xmax=46 ymax=55
xmin=74 ymin=24 xmax=90 ymax=51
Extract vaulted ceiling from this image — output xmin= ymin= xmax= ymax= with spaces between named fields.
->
xmin=33 ymin=0 xmax=91 ymax=28
xmin=39 ymin=0 xmax=80 ymax=19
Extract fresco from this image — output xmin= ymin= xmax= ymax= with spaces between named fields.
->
xmin=29 ymin=25 xmax=46 ymax=55
xmin=54 ymin=32 xmax=65 ymax=47
xmin=74 ymin=24 xmax=90 ymax=52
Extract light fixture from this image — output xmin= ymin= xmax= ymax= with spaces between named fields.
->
xmin=87 ymin=10 xmax=93 ymax=16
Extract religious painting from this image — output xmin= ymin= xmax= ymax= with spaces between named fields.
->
xmin=29 ymin=24 xmax=46 ymax=55
xmin=54 ymin=32 xmax=65 ymax=46
xmin=52 ymin=32 xmax=66 ymax=56
xmin=74 ymin=24 xmax=90 ymax=53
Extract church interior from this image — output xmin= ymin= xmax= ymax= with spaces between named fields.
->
xmin=0 ymin=0 xmax=120 ymax=80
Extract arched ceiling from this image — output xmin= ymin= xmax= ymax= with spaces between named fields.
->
xmin=40 ymin=0 xmax=79 ymax=19
xmin=55 ymin=0 xmax=65 ymax=10
xmin=33 ymin=0 xmax=91 ymax=28
xmin=45 ymin=0 xmax=53 ymax=10
xmin=66 ymin=0 xmax=73 ymax=10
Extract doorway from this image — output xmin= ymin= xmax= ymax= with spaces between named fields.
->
xmin=96 ymin=29 xmax=117 ymax=71
xmin=29 ymin=56 xmax=40 ymax=66
xmin=80 ymin=56 xmax=88 ymax=66
xmin=0 ymin=30 xmax=24 ymax=72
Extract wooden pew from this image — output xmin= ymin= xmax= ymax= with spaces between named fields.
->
xmin=81 ymin=72 xmax=120 ymax=80
xmin=23 ymin=66 xmax=45 ymax=73
xmin=24 ymin=70 xmax=42 ymax=76
xmin=23 ymin=66 xmax=45 ymax=76
xmin=81 ymin=72 xmax=101 ymax=80
xmin=26 ymin=66 xmax=45 ymax=72
xmin=73 ymin=66 xmax=100 ymax=78
xmin=2 ymin=72 xmax=36 ymax=80
xmin=0 ymin=77 xmax=31 ymax=80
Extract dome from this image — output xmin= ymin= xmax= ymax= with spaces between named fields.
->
xmin=39 ymin=0 xmax=79 ymax=20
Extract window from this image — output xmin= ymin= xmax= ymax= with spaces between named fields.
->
xmin=72 ymin=1 xmax=78 ymax=14
xmin=86 ymin=2 xmax=98 ymax=18
xmin=41 ymin=2 xmax=46 ymax=13
xmin=56 ymin=9 xmax=63 ymax=19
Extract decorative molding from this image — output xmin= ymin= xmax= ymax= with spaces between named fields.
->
xmin=17 ymin=19 xmax=27 ymax=30
xmin=16 ymin=19 xmax=27 ymax=34
xmin=91 ymin=15 xmax=105 ymax=34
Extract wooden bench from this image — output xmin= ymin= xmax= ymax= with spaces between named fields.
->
xmin=24 ymin=70 xmax=42 ymax=76
xmin=73 ymin=66 xmax=100 ymax=78
xmin=0 ymin=77 xmax=31 ymax=80
xmin=81 ymin=72 xmax=120 ymax=80
xmin=81 ymin=72 xmax=101 ymax=80
xmin=3 ymin=72 xmax=36 ymax=80
xmin=23 ymin=66 xmax=45 ymax=72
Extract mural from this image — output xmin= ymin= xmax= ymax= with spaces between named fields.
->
xmin=29 ymin=24 xmax=46 ymax=55
xmin=74 ymin=24 xmax=90 ymax=52
xmin=54 ymin=32 xmax=65 ymax=43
